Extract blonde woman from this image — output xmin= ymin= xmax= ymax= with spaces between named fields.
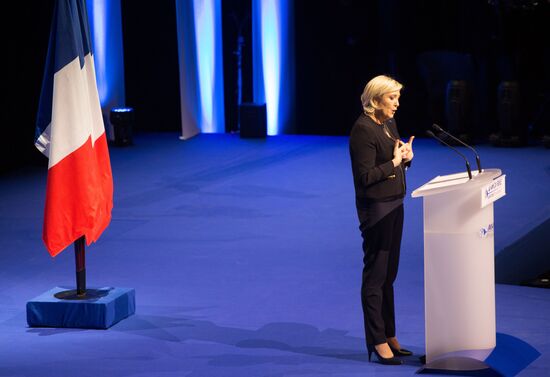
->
xmin=349 ymin=75 xmax=414 ymax=365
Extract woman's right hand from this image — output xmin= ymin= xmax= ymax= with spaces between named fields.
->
xmin=392 ymin=140 xmax=404 ymax=167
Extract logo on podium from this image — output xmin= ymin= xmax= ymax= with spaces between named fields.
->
xmin=479 ymin=223 xmax=494 ymax=238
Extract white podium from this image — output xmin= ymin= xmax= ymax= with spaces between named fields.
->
xmin=412 ymin=169 xmax=506 ymax=371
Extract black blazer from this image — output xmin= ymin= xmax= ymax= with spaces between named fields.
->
xmin=349 ymin=113 xmax=409 ymax=207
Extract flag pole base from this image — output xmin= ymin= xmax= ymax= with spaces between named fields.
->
xmin=54 ymin=288 xmax=106 ymax=300
xmin=27 ymin=286 xmax=136 ymax=329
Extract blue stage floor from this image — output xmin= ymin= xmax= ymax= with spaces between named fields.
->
xmin=0 ymin=133 xmax=549 ymax=376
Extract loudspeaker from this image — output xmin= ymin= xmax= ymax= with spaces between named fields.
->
xmin=445 ymin=80 xmax=470 ymax=142
xmin=497 ymin=81 xmax=520 ymax=138
xmin=490 ymin=81 xmax=526 ymax=147
xmin=109 ymin=107 xmax=134 ymax=146
xmin=239 ymin=103 xmax=267 ymax=138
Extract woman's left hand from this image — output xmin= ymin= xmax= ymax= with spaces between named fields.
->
xmin=402 ymin=136 xmax=414 ymax=162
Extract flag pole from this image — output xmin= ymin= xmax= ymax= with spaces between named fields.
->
xmin=74 ymin=236 xmax=86 ymax=296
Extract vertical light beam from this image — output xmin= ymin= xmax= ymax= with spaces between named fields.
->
xmin=90 ymin=0 xmax=108 ymax=105
xmin=87 ymin=0 xmax=126 ymax=141
xmin=193 ymin=0 xmax=224 ymax=133
xmin=256 ymin=0 xmax=293 ymax=135
xmin=261 ymin=0 xmax=280 ymax=136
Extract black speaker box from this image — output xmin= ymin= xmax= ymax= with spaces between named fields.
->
xmin=109 ymin=108 xmax=134 ymax=146
xmin=240 ymin=103 xmax=267 ymax=138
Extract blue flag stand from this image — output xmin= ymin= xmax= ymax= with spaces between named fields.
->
xmin=26 ymin=237 xmax=135 ymax=329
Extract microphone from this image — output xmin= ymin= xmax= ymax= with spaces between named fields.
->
xmin=426 ymin=130 xmax=473 ymax=179
xmin=432 ymin=124 xmax=482 ymax=173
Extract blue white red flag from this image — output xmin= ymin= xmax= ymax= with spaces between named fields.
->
xmin=35 ymin=0 xmax=113 ymax=256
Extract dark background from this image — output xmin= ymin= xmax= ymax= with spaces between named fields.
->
xmin=222 ymin=0 xmax=254 ymax=133
xmin=4 ymin=0 xmax=549 ymax=173
xmin=294 ymin=0 xmax=549 ymax=138
xmin=5 ymin=2 xmax=55 ymax=172
xmin=120 ymin=0 xmax=182 ymax=133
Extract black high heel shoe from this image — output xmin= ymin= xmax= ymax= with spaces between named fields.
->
xmin=389 ymin=345 xmax=413 ymax=356
xmin=367 ymin=344 xmax=402 ymax=365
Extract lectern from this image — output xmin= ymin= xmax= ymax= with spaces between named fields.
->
xmin=412 ymin=169 xmax=506 ymax=371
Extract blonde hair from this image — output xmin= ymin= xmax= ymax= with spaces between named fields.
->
xmin=361 ymin=75 xmax=403 ymax=114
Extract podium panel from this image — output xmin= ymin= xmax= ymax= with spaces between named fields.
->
xmin=412 ymin=169 xmax=504 ymax=371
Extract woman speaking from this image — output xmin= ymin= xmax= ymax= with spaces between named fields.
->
xmin=349 ymin=75 xmax=414 ymax=365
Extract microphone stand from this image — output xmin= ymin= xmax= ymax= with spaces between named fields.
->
xmin=427 ymin=130 xmax=473 ymax=179
xmin=433 ymin=124 xmax=482 ymax=173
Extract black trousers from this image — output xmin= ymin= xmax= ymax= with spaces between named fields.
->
xmin=359 ymin=203 xmax=404 ymax=346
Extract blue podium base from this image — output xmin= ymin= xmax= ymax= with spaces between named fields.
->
xmin=26 ymin=286 xmax=135 ymax=329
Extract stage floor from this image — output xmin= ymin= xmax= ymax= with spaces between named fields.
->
xmin=0 ymin=133 xmax=549 ymax=376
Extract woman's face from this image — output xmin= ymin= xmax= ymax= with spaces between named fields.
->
xmin=375 ymin=90 xmax=400 ymax=122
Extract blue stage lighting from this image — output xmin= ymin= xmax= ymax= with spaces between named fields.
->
xmin=89 ymin=0 xmax=107 ymax=104
xmin=261 ymin=0 xmax=280 ymax=136
xmin=256 ymin=0 xmax=292 ymax=136
xmin=193 ymin=0 xmax=224 ymax=133
xmin=87 ymin=0 xmax=126 ymax=119
xmin=111 ymin=107 xmax=133 ymax=113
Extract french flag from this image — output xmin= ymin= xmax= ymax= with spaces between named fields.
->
xmin=35 ymin=0 xmax=113 ymax=257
